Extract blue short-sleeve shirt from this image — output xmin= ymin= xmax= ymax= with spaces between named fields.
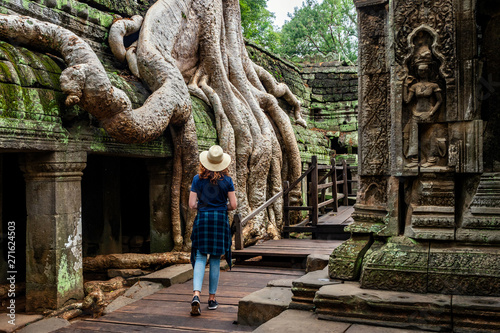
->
xmin=190 ymin=174 xmax=235 ymax=211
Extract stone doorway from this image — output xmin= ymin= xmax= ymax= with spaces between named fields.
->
xmin=0 ymin=153 xmax=27 ymax=285
xmin=82 ymin=155 xmax=150 ymax=257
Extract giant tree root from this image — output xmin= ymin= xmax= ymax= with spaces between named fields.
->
xmin=46 ymin=277 xmax=130 ymax=319
xmin=83 ymin=252 xmax=190 ymax=272
xmin=0 ymin=0 xmax=306 ymax=249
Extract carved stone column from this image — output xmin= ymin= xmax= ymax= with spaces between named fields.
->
xmin=329 ymin=0 xmax=396 ymax=280
xmin=147 ymin=158 xmax=173 ymax=253
xmin=22 ymin=151 xmax=86 ymax=311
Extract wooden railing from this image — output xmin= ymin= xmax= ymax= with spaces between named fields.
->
xmin=233 ymin=156 xmax=355 ymax=249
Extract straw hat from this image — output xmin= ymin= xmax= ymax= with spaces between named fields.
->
xmin=199 ymin=145 xmax=231 ymax=172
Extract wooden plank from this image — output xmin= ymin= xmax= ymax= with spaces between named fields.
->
xmin=317 ymin=165 xmax=333 ymax=170
xmin=283 ymin=181 xmax=290 ymax=239
xmin=234 ymin=243 xmax=337 ymax=250
xmin=58 ymin=319 xmax=250 ymax=332
xmin=242 ymin=239 xmax=338 ymax=246
xmin=342 ymin=160 xmax=349 ymax=206
xmin=227 ymin=266 xmax=304 ymax=275
xmin=92 ymin=312 xmax=245 ymax=333
xmin=331 ymin=157 xmax=339 ymax=212
xmin=317 ymin=206 xmax=354 ymax=225
xmin=318 ymin=198 xmax=335 ymax=209
xmin=310 ymin=156 xmax=319 ymax=228
xmin=317 ymin=182 xmax=334 ymax=190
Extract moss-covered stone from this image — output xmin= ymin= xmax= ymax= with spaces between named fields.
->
xmin=191 ymin=96 xmax=218 ymax=150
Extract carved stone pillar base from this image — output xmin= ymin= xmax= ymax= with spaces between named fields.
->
xmin=458 ymin=173 xmax=500 ymax=243
xmin=22 ymin=151 xmax=86 ymax=311
xmin=360 ymin=237 xmax=429 ymax=293
xmin=359 ymin=237 xmax=500 ymax=296
xmin=405 ymin=174 xmax=455 ymax=240
xmin=328 ymin=234 xmax=372 ymax=280
xmin=428 ymin=244 xmax=500 ymax=296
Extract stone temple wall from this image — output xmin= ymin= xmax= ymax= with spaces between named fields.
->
xmin=246 ymin=41 xmax=359 ymax=166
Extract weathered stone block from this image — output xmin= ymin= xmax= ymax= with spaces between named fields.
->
xmin=329 ymin=234 xmax=372 ymax=280
xmin=141 ymin=264 xmax=193 ymax=287
xmin=453 ymin=295 xmax=500 ymax=333
xmin=291 ymin=267 xmax=341 ymax=310
xmin=315 ymin=283 xmax=452 ymax=332
xmin=427 ymin=244 xmax=500 ymax=296
xmin=360 ymin=237 xmax=429 ymax=293
xmin=238 ymin=287 xmax=292 ymax=326
xmin=305 ymin=254 xmax=329 ymax=273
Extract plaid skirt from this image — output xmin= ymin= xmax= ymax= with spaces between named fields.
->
xmin=190 ymin=210 xmax=232 ymax=269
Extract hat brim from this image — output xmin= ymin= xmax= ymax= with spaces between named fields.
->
xmin=199 ymin=151 xmax=231 ymax=172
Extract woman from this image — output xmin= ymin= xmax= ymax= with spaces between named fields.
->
xmin=189 ymin=145 xmax=237 ymax=316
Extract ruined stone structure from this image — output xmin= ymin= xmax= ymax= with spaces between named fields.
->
xmin=0 ymin=0 xmax=358 ymax=312
xmin=330 ymin=0 xmax=500 ymax=297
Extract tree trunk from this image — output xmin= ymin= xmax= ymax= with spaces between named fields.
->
xmin=0 ymin=0 xmax=306 ymax=248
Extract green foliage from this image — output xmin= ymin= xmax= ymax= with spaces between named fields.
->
xmin=279 ymin=0 xmax=358 ymax=64
xmin=239 ymin=0 xmax=281 ymax=53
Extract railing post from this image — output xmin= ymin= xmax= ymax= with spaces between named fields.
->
xmin=234 ymin=213 xmax=244 ymax=250
xmin=342 ymin=159 xmax=349 ymax=206
xmin=332 ymin=157 xmax=338 ymax=212
xmin=310 ymin=156 xmax=319 ymax=229
xmin=283 ymin=181 xmax=290 ymax=239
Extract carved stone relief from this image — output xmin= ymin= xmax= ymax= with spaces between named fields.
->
xmin=394 ymin=0 xmax=456 ymax=83
xmin=358 ymin=4 xmax=390 ymax=176
xmin=402 ymin=28 xmax=450 ymax=171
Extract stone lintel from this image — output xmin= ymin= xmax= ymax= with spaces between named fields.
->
xmin=353 ymin=0 xmax=388 ymax=9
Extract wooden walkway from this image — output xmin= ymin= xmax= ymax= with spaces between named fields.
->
xmin=233 ymin=238 xmax=343 ymax=262
xmin=53 ymin=265 xmax=305 ymax=333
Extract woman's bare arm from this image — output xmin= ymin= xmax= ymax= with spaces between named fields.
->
xmin=189 ymin=192 xmax=198 ymax=210
xmin=227 ymin=191 xmax=237 ymax=211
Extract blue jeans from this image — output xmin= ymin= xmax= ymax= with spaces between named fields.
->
xmin=193 ymin=250 xmax=221 ymax=295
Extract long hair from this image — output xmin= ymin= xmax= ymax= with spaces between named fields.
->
xmin=198 ymin=163 xmax=229 ymax=184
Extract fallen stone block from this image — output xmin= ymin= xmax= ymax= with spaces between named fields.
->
xmin=104 ymin=280 xmax=163 ymax=314
xmin=141 ymin=264 xmax=193 ymax=287
xmin=238 ymin=287 xmax=292 ymax=326
xmin=314 ymin=283 xmax=452 ymax=332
